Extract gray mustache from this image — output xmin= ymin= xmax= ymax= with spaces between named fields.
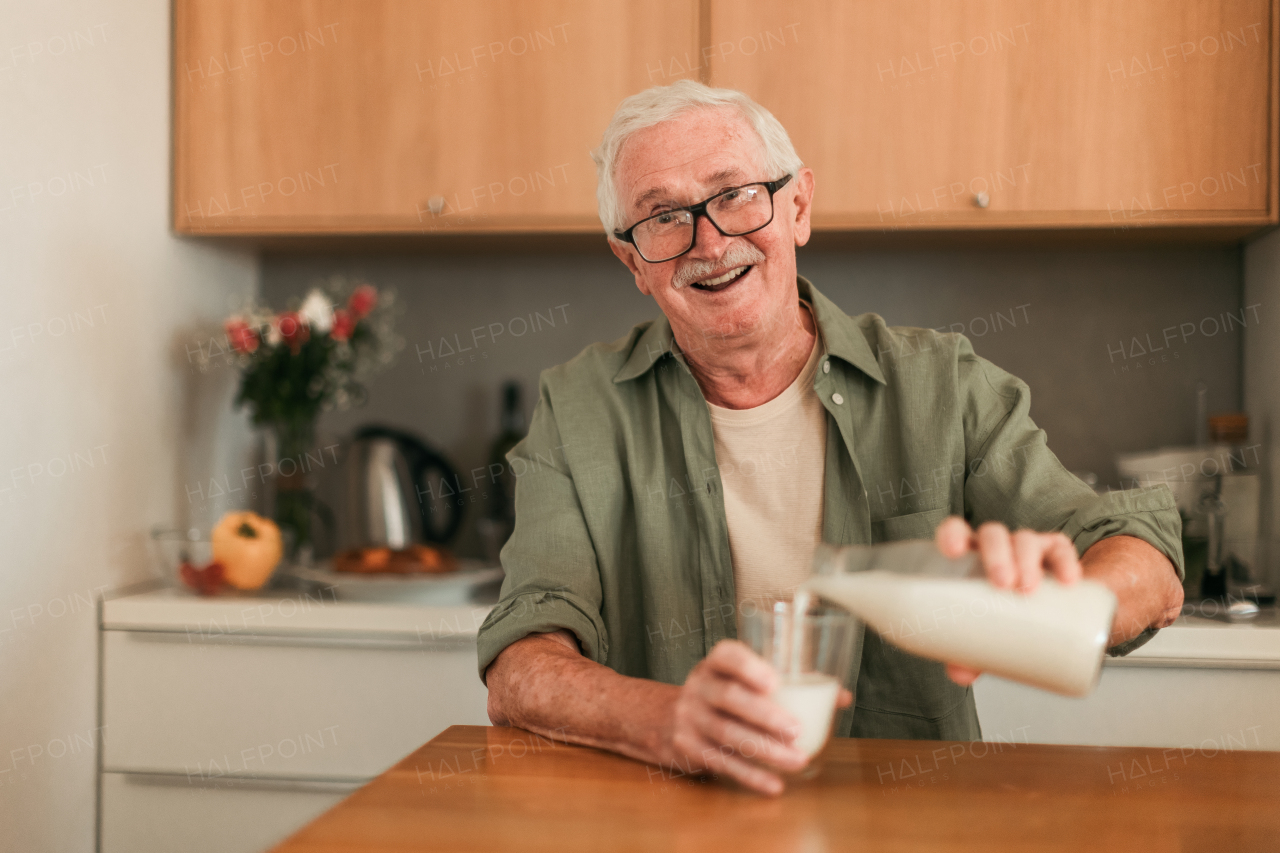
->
xmin=672 ymin=244 xmax=767 ymax=289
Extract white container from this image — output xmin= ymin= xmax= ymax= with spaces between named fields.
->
xmin=806 ymin=543 xmax=1118 ymax=697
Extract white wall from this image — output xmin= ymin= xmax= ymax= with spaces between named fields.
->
xmin=0 ymin=2 xmax=257 ymax=849
xmin=1244 ymin=226 xmax=1280 ymax=592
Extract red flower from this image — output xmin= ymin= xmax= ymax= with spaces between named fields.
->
xmin=331 ymin=309 xmax=355 ymax=342
xmin=277 ymin=311 xmax=310 ymax=352
xmin=347 ymin=284 xmax=377 ymax=319
xmin=225 ymin=318 xmax=259 ymax=354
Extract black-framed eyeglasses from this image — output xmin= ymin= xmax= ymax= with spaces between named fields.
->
xmin=613 ymin=174 xmax=793 ymax=263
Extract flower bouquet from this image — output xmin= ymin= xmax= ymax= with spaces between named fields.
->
xmin=211 ymin=277 xmax=403 ymax=557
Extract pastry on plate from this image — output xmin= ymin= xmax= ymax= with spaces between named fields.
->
xmin=333 ymin=545 xmax=457 ymax=574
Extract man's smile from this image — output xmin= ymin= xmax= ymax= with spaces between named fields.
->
xmin=691 ymin=264 xmax=753 ymax=292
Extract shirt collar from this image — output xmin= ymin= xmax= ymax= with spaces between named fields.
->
xmin=613 ymin=275 xmax=886 ymax=386
xmin=613 ymin=314 xmax=677 ymax=383
xmin=800 ymin=276 xmax=886 ymax=385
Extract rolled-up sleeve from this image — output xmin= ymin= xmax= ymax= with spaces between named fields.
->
xmin=957 ymin=337 xmax=1184 ymax=656
xmin=1061 ymin=487 xmax=1184 ymax=657
xmin=475 ymin=375 xmax=609 ymax=682
xmin=1059 ymin=486 xmax=1184 ymax=581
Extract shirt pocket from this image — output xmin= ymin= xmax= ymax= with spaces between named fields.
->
xmin=871 ymin=507 xmax=950 ymax=543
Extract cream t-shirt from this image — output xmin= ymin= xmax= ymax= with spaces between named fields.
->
xmin=705 ymin=305 xmax=827 ymax=614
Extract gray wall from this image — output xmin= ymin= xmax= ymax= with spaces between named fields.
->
xmin=263 ymin=245 xmax=1243 ymax=555
xmin=1245 ymin=229 xmax=1280 ymax=587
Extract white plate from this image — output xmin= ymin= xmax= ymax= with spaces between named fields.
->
xmin=283 ymin=559 xmax=504 ymax=605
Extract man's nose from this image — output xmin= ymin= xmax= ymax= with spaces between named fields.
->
xmin=686 ymin=212 xmax=731 ymax=260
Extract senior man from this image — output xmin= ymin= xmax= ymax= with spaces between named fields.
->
xmin=477 ymin=80 xmax=1184 ymax=795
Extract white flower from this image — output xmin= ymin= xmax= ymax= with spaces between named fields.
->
xmin=266 ymin=322 xmax=282 ymax=346
xmin=299 ymin=289 xmax=334 ymax=333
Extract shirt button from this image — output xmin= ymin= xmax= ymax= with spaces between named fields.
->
xmin=832 ymin=392 xmax=844 ymax=405
xmin=823 ymin=360 xmax=830 ymax=374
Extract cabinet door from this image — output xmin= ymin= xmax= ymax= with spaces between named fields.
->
xmin=174 ymin=0 xmax=698 ymax=234
xmin=709 ymin=0 xmax=1276 ymax=230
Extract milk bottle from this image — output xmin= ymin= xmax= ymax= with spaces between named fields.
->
xmin=800 ymin=541 xmax=1117 ymax=697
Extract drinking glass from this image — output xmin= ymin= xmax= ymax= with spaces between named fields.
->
xmin=738 ymin=601 xmax=856 ymax=775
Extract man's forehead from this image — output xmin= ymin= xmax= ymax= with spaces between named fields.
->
xmin=616 ymin=109 xmax=765 ymax=210
xmin=630 ymin=163 xmax=752 ymax=209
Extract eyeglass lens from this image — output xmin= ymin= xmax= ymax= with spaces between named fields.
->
xmin=633 ymin=184 xmax=773 ymax=262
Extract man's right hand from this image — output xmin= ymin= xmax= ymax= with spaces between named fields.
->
xmin=663 ymin=640 xmax=813 ymax=796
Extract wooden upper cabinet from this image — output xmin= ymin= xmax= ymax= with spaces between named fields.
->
xmin=173 ymin=0 xmax=699 ymax=234
xmin=709 ymin=0 xmax=1278 ymax=232
xmin=176 ymin=0 xmax=1276 ymax=238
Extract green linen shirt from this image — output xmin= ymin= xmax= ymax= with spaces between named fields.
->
xmin=476 ymin=276 xmax=1184 ymax=741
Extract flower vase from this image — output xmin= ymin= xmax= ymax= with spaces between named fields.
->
xmin=264 ymin=420 xmax=319 ymax=564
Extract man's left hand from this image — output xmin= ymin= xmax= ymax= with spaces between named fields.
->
xmin=933 ymin=517 xmax=1082 ymax=686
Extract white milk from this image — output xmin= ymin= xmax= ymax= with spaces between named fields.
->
xmin=803 ymin=571 xmax=1117 ymax=697
xmin=771 ymin=672 xmax=841 ymax=758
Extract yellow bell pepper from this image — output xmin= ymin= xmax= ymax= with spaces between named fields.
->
xmin=211 ymin=511 xmax=283 ymax=590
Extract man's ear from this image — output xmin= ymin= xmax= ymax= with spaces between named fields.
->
xmin=609 ymin=238 xmax=652 ymax=295
xmin=791 ymin=167 xmax=815 ymax=248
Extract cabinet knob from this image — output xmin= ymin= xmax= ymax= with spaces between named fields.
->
xmin=427 ymin=195 xmax=446 ymax=215
xmin=973 ymin=192 xmax=990 ymax=209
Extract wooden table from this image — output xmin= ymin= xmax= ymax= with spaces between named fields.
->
xmin=273 ymin=725 xmax=1280 ymax=852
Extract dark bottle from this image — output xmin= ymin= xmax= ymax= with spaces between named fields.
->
xmin=487 ymin=381 xmax=526 ymax=542
xmin=1198 ymin=489 xmax=1228 ymax=601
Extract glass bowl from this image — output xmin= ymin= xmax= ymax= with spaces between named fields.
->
xmin=149 ymin=525 xmax=216 ymax=591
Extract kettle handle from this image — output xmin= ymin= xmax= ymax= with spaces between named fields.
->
xmin=353 ymin=425 xmax=464 ymax=545
xmin=411 ymin=443 xmax=464 ymax=544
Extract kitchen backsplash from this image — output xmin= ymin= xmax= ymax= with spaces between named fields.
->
xmin=260 ymin=245 xmax=1244 ymax=557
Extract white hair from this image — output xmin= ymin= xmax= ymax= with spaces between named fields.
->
xmin=590 ymin=80 xmax=804 ymax=237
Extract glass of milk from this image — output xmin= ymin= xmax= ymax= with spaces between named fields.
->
xmin=738 ymin=601 xmax=857 ymax=773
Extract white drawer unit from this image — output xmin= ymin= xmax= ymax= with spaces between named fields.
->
xmin=102 ymin=629 xmax=488 ymax=779
xmin=974 ymin=611 xmax=1280 ymax=750
xmin=101 ymin=771 xmax=356 ymax=853
xmin=975 ymin=665 xmax=1280 ymax=749
xmin=99 ymin=588 xmax=496 ymax=852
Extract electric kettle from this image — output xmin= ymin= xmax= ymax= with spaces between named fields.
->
xmin=344 ymin=425 xmax=464 ymax=549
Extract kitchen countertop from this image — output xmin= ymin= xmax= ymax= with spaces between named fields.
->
xmin=103 ymin=588 xmax=1280 ymax=665
xmin=269 ymin=724 xmax=1280 ymax=852
xmin=101 ymin=585 xmax=496 ymax=641
xmin=1113 ymin=605 xmax=1280 ymax=668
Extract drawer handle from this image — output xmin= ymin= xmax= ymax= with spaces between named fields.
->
xmin=115 ymin=770 xmax=366 ymax=793
xmin=116 ymin=629 xmax=475 ymax=651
